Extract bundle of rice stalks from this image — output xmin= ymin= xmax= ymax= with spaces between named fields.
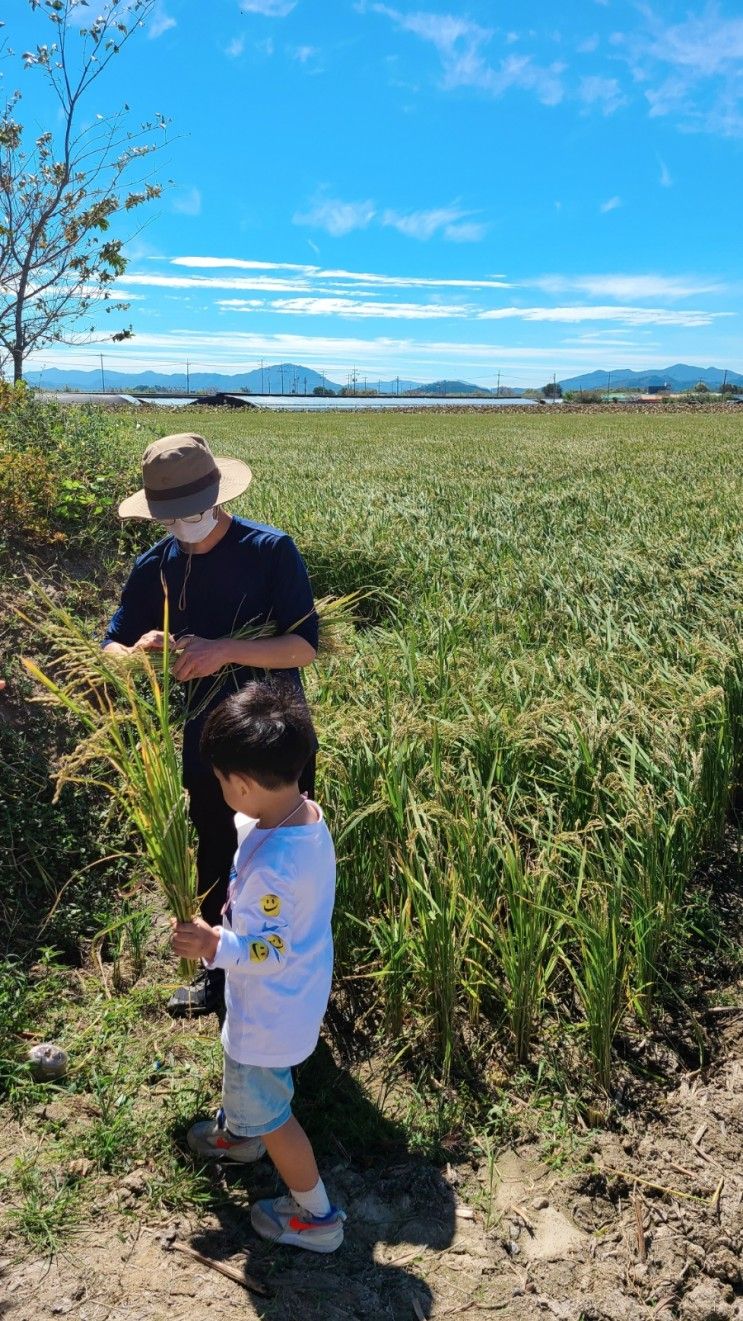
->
xmin=19 ymin=587 xmax=199 ymax=982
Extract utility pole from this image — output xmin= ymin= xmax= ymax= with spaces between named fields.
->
xmin=496 ymin=369 xmax=501 ymax=397
xmin=260 ymin=358 xmax=264 ymax=393
xmin=186 ymin=359 xmax=191 ymax=393
xmin=606 ymin=370 xmax=611 ymax=395
xmin=395 ymin=375 xmax=399 ymax=396
xmin=280 ymin=364 xmax=284 ymax=395
xmin=99 ymin=354 xmax=105 ymax=391
xmin=304 ymin=375 xmax=307 ymax=395
xmin=722 ymin=368 xmax=728 ymax=395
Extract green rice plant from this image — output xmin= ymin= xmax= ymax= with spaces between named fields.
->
xmin=561 ymin=848 xmax=627 ymax=1093
xmin=482 ymin=831 xmax=563 ymax=1065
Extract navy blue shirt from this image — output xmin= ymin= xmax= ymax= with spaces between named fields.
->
xmin=104 ymin=516 xmax=318 ymax=772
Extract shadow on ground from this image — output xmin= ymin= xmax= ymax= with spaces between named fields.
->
xmin=174 ymin=1041 xmax=457 ymax=1320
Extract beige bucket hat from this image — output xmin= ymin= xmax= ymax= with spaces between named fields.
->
xmin=118 ymin=433 xmax=252 ymax=520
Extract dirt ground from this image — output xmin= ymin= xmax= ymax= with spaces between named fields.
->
xmin=3 ymin=832 xmax=742 ymax=1321
xmin=2 ymin=1001 xmax=741 ymax=1321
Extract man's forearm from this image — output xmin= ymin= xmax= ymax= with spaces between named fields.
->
xmin=221 ymin=634 xmax=317 ymax=669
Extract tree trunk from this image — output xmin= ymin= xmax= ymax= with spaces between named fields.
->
xmin=13 ymin=347 xmax=24 ymax=384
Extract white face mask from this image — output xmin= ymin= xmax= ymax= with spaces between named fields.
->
xmin=167 ymin=508 xmax=219 ymax=545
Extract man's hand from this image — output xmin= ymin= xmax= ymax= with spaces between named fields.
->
xmin=172 ymin=635 xmax=227 ymax=682
xmin=170 ymin=916 xmax=220 ymax=964
xmin=132 ymin=630 xmax=176 ymax=652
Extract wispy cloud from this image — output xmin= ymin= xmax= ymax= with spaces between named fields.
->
xmin=479 ymin=305 xmax=727 ymax=327
xmin=219 ymin=296 xmax=472 ymax=319
xmin=370 ymin=5 xmax=566 ymax=105
xmin=617 ymin=5 xmax=743 ymax=137
xmin=294 ymin=197 xmax=487 ymax=243
xmin=170 ymin=255 xmax=511 ymax=290
xmin=579 ymin=75 xmax=627 ymax=114
xmin=148 ymin=6 xmax=176 ymax=39
xmin=290 ymin=44 xmax=320 ymax=63
xmin=225 ymin=36 xmax=245 ymax=57
xmin=241 ymin=0 xmax=297 ymax=15
xmin=382 ymin=206 xmax=486 ymax=242
xmin=530 ymin=274 xmax=723 ymax=300
xmin=600 ymin=195 xmax=622 ymax=213
xmin=172 ymin=187 xmax=202 ymax=217
xmin=293 ymin=197 xmax=377 ymax=237
xmin=658 ymin=157 xmax=673 ymax=187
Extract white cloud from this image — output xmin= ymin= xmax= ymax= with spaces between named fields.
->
xmin=478 ymin=305 xmax=727 ymax=327
xmin=291 ymin=44 xmax=319 ymax=62
xmin=172 ymin=187 xmax=202 ymax=217
xmin=124 ymin=273 xmax=315 ymax=293
xmin=220 ymin=296 xmax=471 ymax=319
xmin=619 ymin=7 xmax=743 ymax=137
xmin=371 ymin=5 xmax=565 ymax=105
xmin=444 ymin=221 xmax=488 ymax=242
xmin=600 ymin=195 xmax=622 ymax=213
xmin=579 ymin=75 xmax=627 ymax=114
xmin=292 ymin=200 xmax=487 ymax=243
xmin=658 ymin=157 xmax=673 ymax=187
xmin=225 ymin=36 xmax=245 ymax=57
xmin=241 ymin=0 xmax=297 ymax=14
xmin=577 ymin=34 xmax=600 ymax=54
xmin=531 ymin=273 xmax=724 ymax=300
xmin=381 ymin=206 xmax=484 ymax=242
xmin=293 ymin=197 xmax=376 ymax=236
xmin=169 ymin=255 xmax=512 ymax=291
xmin=149 ymin=7 xmax=176 ymax=38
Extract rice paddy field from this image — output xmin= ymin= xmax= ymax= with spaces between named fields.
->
xmin=2 ymin=400 xmax=743 ymax=1319
xmin=216 ymin=406 xmax=743 ymax=1086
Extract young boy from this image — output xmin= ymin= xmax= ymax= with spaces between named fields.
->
xmin=170 ymin=680 xmax=345 ymax=1254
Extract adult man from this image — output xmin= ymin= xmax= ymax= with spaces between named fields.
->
xmin=103 ymin=432 xmax=318 ymax=1016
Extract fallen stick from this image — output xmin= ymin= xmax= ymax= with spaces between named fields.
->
xmin=633 ymin=1189 xmax=647 ymax=1262
xmin=163 ymin=1238 xmax=269 ymax=1297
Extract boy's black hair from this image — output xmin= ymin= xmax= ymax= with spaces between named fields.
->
xmin=200 ymin=680 xmax=316 ymax=789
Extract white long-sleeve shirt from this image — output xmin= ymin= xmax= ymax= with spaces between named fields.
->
xmin=206 ymin=805 xmax=336 ymax=1068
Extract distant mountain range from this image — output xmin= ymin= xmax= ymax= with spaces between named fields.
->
xmin=558 ymin=364 xmax=743 ymax=392
xmin=24 ymin=364 xmax=490 ymax=395
xmin=21 ymin=360 xmax=743 ymax=395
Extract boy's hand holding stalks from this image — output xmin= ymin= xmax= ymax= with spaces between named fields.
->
xmin=170 ymin=916 xmax=219 ymax=964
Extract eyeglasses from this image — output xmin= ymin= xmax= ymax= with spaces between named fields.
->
xmin=160 ymin=510 xmax=212 ymax=526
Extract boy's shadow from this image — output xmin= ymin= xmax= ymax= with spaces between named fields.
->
xmin=182 ymin=1040 xmax=458 ymax=1319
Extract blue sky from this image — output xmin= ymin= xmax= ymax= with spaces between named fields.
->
xmin=6 ymin=0 xmax=743 ymax=386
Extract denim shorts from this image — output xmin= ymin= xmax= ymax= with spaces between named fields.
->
xmin=222 ymin=1052 xmax=294 ymax=1138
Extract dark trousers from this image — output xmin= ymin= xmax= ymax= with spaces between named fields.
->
xmin=184 ymin=756 xmax=317 ymax=928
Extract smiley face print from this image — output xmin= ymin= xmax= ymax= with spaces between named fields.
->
xmin=266 ymin=933 xmax=286 ymax=955
xmin=260 ymin=894 xmax=282 ymax=918
xmin=249 ymin=940 xmax=270 ymax=963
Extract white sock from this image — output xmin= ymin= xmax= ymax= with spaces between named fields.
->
xmin=290 ymin=1178 xmax=331 ymax=1218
